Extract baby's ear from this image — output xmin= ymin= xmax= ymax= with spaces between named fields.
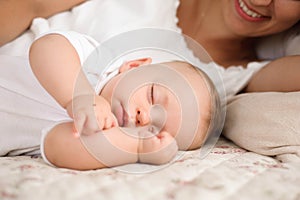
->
xmin=119 ymin=57 xmax=152 ymax=73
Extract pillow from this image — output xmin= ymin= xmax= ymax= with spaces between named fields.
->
xmin=223 ymin=92 xmax=300 ymax=163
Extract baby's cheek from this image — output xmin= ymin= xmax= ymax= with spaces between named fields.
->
xmin=163 ymin=116 xmax=180 ymax=138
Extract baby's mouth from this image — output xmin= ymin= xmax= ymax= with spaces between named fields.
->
xmin=122 ymin=105 xmax=130 ymax=127
xmin=115 ymin=103 xmax=130 ymax=127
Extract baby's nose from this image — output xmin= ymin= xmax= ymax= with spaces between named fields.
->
xmin=136 ymin=109 xmax=150 ymax=126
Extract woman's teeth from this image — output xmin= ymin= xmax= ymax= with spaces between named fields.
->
xmin=238 ymin=0 xmax=262 ymax=18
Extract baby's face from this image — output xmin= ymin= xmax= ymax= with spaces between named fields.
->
xmin=100 ymin=61 xmax=211 ymax=150
xmin=115 ymin=81 xmax=181 ymax=137
xmin=100 ymin=66 xmax=181 ymax=136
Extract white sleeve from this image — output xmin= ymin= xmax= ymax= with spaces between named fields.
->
xmin=35 ymin=30 xmax=99 ymax=65
xmin=34 ymin=31 xmax=101 ymax=89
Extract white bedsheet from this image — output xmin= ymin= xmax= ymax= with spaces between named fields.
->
xmin=0 ymin=137 xmax=299 ymax=200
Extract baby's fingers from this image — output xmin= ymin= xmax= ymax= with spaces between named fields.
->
xmin=74 ymin=113 xmax=101 ymax=136
xmin=103 ymin=115 xmax=118 ymax=129
xmin=83 ymin=115 xmax=103 ymax=135
xmin=73 ymin=112 xmax=86 ymax=135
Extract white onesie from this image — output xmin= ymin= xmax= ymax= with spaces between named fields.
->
xmin=0 ymin=31 xmax=99 ymax=157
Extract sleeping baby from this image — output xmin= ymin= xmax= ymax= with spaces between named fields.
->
xmin=1 ymin=31 xmax=221 ymax=170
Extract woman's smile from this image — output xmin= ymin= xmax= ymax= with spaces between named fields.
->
xmin=235 ymin=0 xmax=269 ymax=22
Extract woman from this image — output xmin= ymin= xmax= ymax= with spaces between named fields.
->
xmin=177 ymin=0 xmax=300 ymax=93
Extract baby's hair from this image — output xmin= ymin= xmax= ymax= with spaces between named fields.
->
xmin=172 ymin=60 xmax=223 ymax=148
xmin=189 ymin=64 xmax=223 ymax=146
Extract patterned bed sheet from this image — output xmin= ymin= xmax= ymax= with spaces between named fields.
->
xmin=0 ymin=137 xmax=299 ymax=200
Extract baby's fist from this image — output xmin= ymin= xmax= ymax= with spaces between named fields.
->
xmin=138 ymin=131 xmax=178 ymax=165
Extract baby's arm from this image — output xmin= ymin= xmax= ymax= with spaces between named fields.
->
xmin=44 ymin=122 xmax=178 ymax=170
xmin=29 ymin=33 xmax=115 ymax=134
xmin=44 ymin=122 xmax=138 ymax=170
xmin=29 ymin=33 xmax=91 ymax=109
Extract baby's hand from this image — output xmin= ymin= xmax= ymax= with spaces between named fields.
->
xmin=138 ymin=131 xmax=178 ymax=165
xmin=66 ymin=95 xmax=117 ymax=136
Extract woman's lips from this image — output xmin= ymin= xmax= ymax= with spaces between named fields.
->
xmin=235 ymin=0 xmax=269 ymax=22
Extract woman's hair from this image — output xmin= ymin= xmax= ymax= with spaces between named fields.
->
xmin=287 ymin=21 xmax=300 ymax=37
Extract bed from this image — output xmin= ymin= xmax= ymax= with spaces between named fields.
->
xmin=1 ymin=136 xmax=299 ymax=200
xmin=1 ymin=1 xmax=300 ymax=199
